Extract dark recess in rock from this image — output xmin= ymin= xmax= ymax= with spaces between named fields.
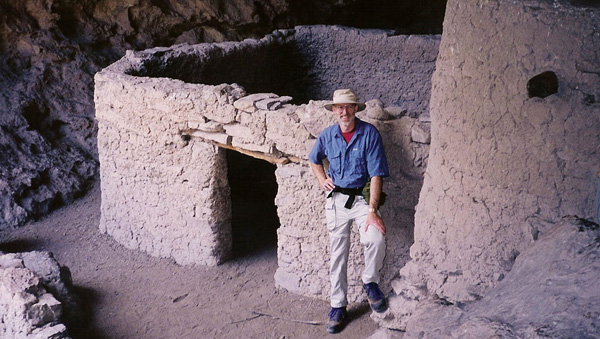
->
xmin=527 ymin=71 xmax=558 ymax=98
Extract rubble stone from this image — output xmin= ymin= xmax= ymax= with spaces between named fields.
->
xmin=411 ymin=122 xmax=431 ymax=144
xmin=0 ymin=251 xmax=77 ymax=339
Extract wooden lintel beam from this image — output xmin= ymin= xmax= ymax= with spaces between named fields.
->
xmin=212 ymin=141 xmax=291 ymax=165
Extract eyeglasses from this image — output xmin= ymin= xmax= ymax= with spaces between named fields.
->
xmin=332 ymin=104 xmax=357 ymax=112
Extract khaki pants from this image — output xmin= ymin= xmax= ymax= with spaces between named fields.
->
xmin=326 ymin=192 xmax=386 ymax=308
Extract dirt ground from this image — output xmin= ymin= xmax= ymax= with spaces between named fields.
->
xmin=0 ymin=182 xmax=381 ymax=339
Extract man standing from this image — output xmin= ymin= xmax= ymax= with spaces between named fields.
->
xmin=309 ymin=89 xmax=389 ymax=333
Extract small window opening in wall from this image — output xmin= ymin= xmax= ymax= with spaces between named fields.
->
xmin=527 ymin=71 xmax=558 ymax=98
xmin=226 ymin=149 xmax=280 ymax=258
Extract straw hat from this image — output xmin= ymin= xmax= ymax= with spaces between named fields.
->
xmin=324 ymin=89 xmax=366 ymax=111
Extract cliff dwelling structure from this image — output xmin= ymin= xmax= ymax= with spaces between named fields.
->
xmin=95 ymin=25 xmax=440 ymax=303
xmin=2 ymin=0 xmax=599 ymax=337
xmin=94 ymin=0 xmax=600 ymax=334
xmin=95 ymin=0 xmax=600 ymax=316
xmin=95 ymin=1 xmax=600 ymax=329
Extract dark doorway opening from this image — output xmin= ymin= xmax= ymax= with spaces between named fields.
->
xmin=226 ymin=149 xmax=280 ymax=258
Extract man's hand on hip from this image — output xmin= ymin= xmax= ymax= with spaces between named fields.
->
xmin=309 ymin=162 xmax=335 ymax=191
xmin=320 ymin=177 xmax=335 ymax=191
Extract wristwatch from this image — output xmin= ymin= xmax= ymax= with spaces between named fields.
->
xmin=368 ymin=207 xmax=377 ymax=213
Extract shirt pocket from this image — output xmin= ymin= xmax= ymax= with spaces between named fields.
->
xmin=328 ymin=151 xmax=342 ymax=176
xmin=350 ymin=150 xmax=367 ymax=175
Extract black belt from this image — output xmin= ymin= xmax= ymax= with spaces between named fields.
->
xmin=328 ymin=186 xmax=364 ymax=209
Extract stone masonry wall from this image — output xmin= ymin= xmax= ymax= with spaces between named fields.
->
xmin=292 ymin=25 xmax=441 ymax=118
xmin=95 ymin=26 xmax=440 ymax=302
xmin=394 ymin=0 xmax=600 ymax=308
xmin=95 ymin=74 xmax=237 ymax=266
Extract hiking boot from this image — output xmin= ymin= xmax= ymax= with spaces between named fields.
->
xmin=364 ymin=282 xmax=388 ymax=313
xmin=326 ymin=307 xmax=347 ymax=333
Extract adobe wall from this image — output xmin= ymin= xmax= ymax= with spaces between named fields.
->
xmin=95 ymin=25 xmax=440 ymax=302
xmin=389 ymin=0 xmax=600 ymax=316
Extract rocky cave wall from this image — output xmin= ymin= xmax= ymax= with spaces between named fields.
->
xmin=397 ymin=0 xmax=600 ymax=306
xmin=95 ymin=25 xmax=439 ymax=302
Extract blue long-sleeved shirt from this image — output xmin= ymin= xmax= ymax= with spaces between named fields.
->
xmin=309 ymin=118 xmax=389 ymax=188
